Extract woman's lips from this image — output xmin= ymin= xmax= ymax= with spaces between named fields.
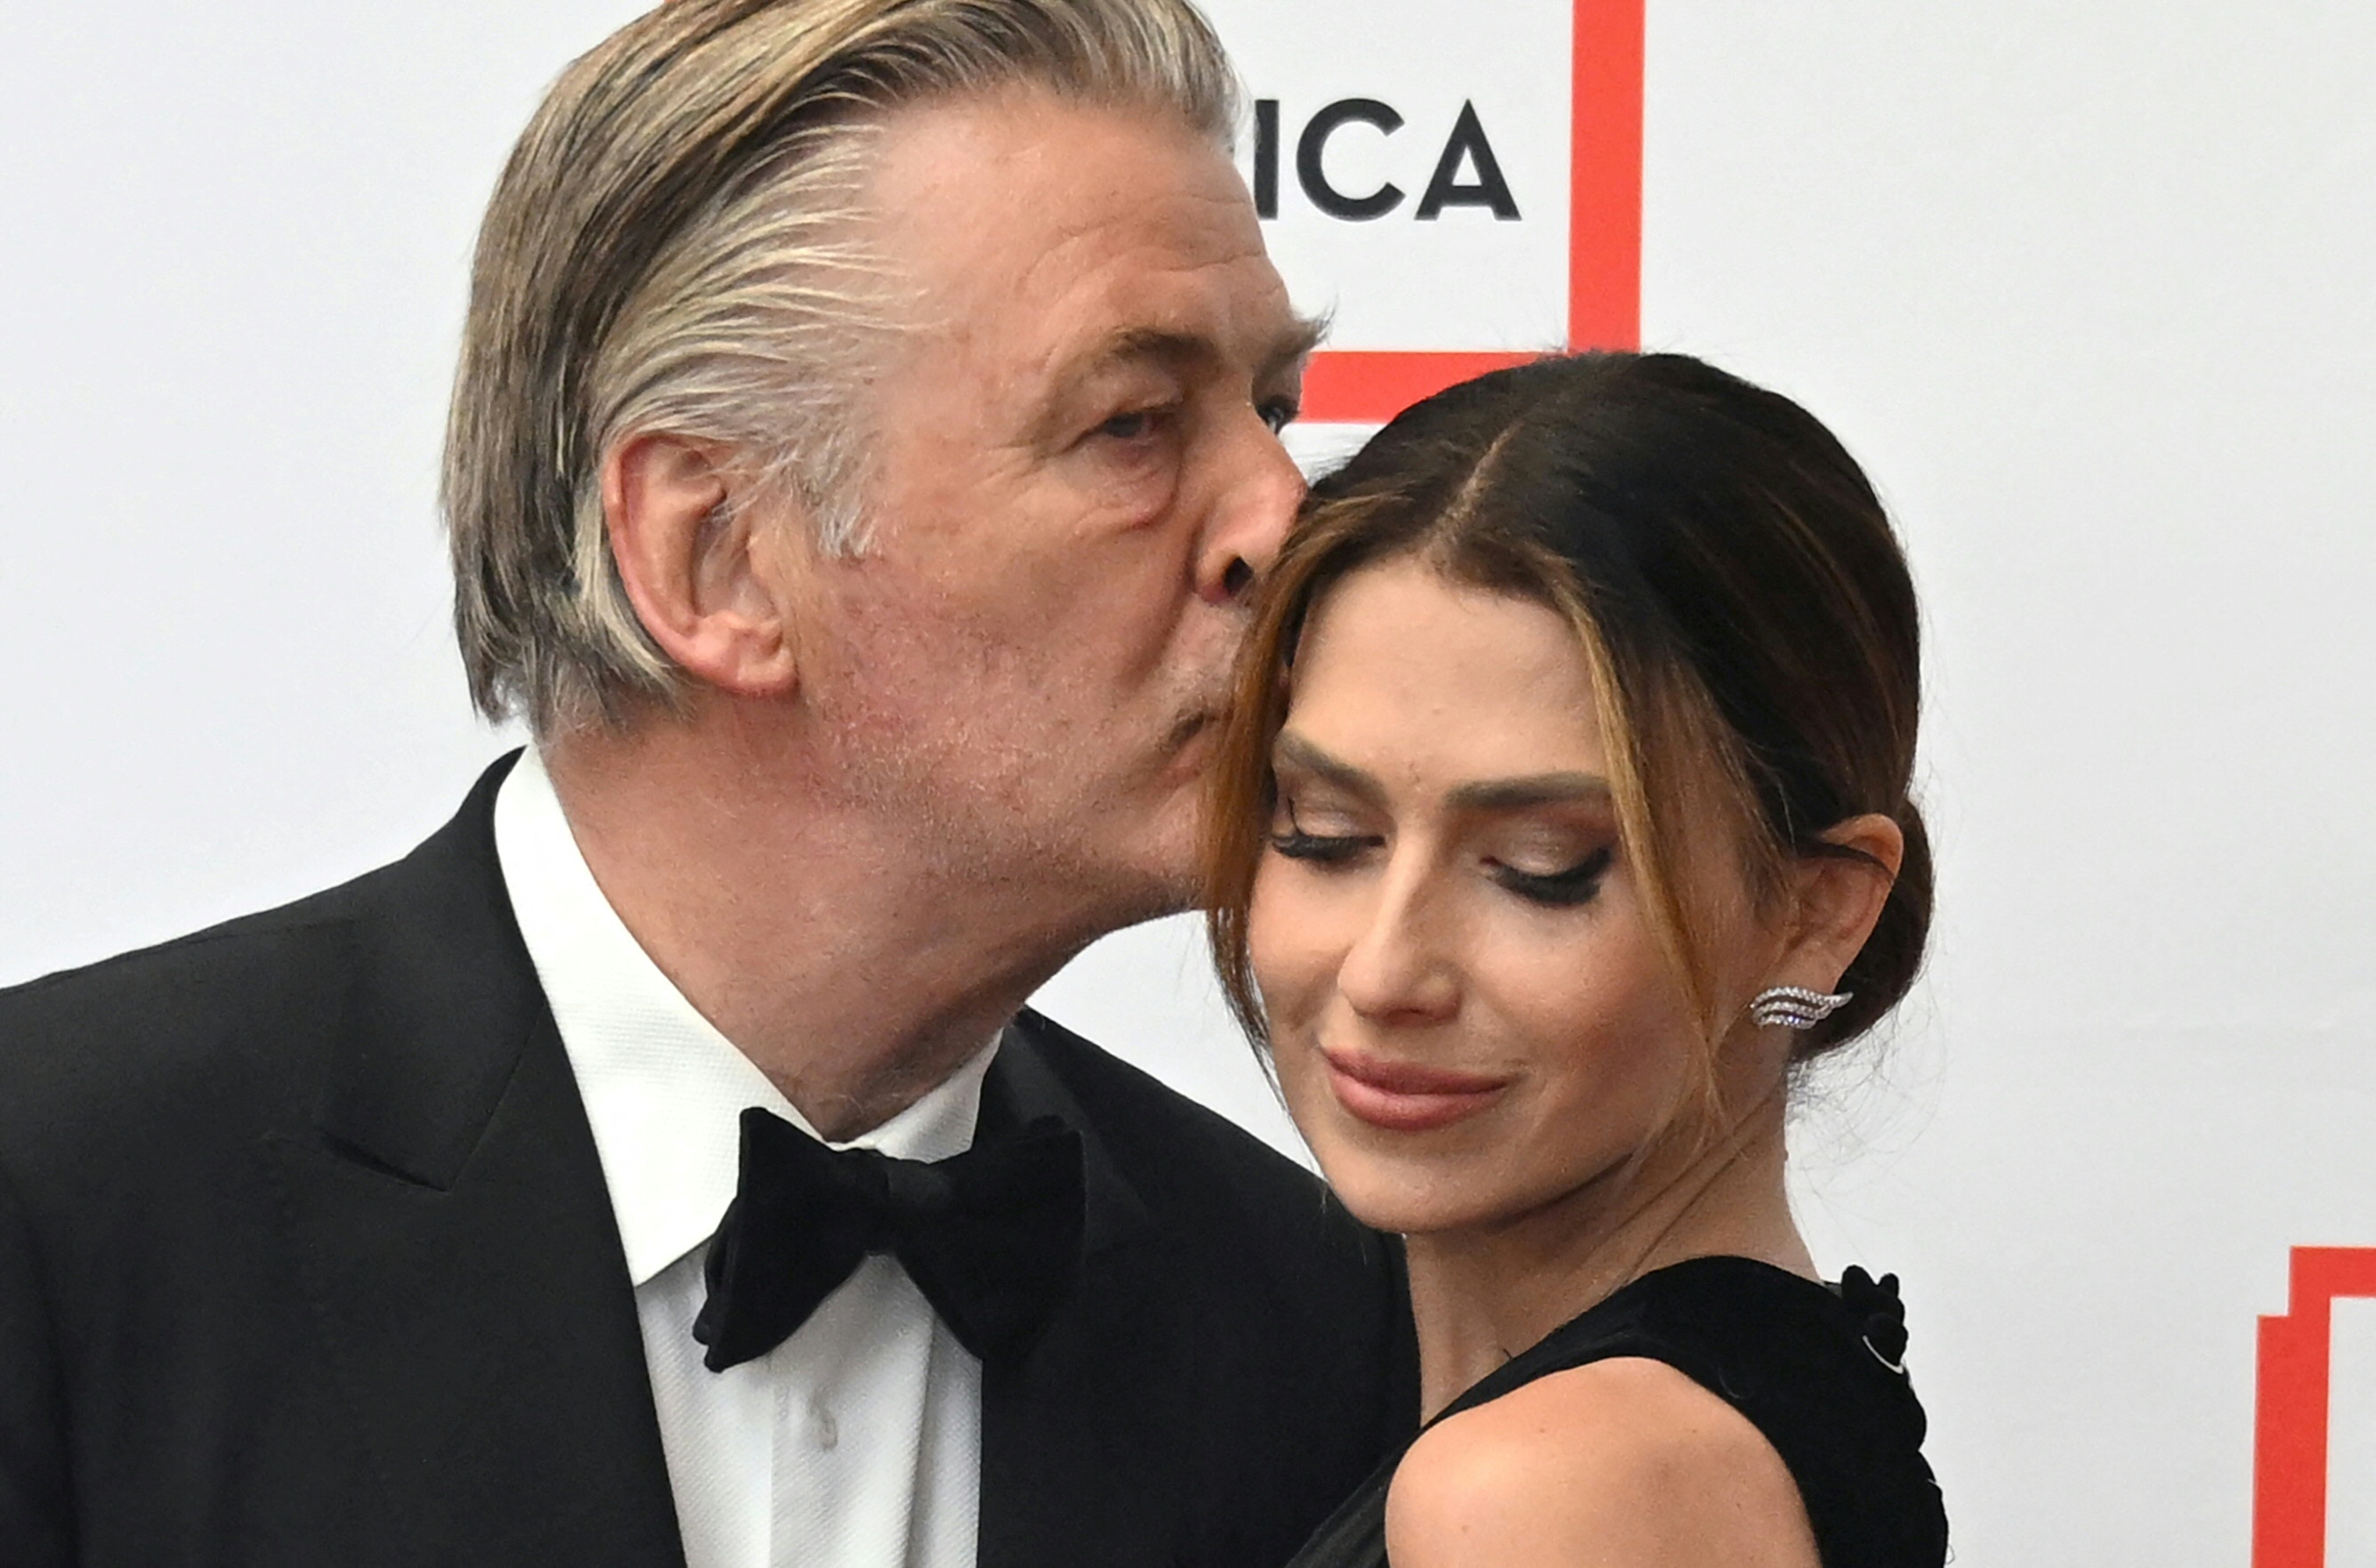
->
xmin=1320 ymin=1046 xmax=1511 ymax=1133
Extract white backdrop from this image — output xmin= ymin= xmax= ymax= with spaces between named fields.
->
xmin=4 ymin=4 xmax=2374 ymax=1564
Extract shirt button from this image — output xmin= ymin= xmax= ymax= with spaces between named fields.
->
xmin=808 ymin=1396 xmax=839 ymax=1451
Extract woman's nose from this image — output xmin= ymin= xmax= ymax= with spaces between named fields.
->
xmin=1334 ymin=868 xmax=1460 ymax=1025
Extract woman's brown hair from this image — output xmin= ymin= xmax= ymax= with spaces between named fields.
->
xmin=1207 ymin=352 xmax=1929 ymax=1066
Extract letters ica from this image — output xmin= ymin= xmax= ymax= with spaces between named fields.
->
xmin=1251 ymin=98 xmax=1522 ymax=223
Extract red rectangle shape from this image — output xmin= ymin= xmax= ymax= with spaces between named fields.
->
xmin=1301 ymin=351 xmax=1543 ymax=424
xmin=1299 ymin=0 xmax=1643 ymax=426
xmin=2253 ymin=1246 xmax=2376 ymax=1566
xmin=1568 ymin=0 xmax=1644 ymax=350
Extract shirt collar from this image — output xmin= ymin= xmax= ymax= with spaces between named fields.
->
xmin=492 ymin=747 xmax=998 ymax=1287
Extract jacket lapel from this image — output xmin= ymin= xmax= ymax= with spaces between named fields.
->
xmin=975 ymin=1016 xmax=1189 ymax=1568
xmin=265 ymin=758 xmax=685 ymax=1568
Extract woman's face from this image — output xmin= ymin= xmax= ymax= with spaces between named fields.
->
xmin=1248 ymin=557 xmax=1765 ymax=1238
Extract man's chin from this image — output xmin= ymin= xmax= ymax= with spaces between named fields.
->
xmin=1102 ymin=786 xmax=1205 ymax=919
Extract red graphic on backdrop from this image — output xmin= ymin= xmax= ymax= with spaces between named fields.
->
xmin=2255 ymin=1246 xmax=2376 ymax=1565
xmin=1299 ymin=0 xmax=1643 ymax=424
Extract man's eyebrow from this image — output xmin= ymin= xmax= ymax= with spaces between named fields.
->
xmin=1029 ymin=328 xmax=1200 ymax=444
xmin=1074 ymin=327 xmax=1204 ymax=378
xmin=1265 ymin=313 xmax=1328 ymax=381
xmin=1063 ymin=313 xmax=1327 ymax=387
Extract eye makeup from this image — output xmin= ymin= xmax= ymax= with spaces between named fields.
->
xmin=1490 ymin=845 xmax=1613 ymax=909
xmin=1265 ymin=801 xmax=1381 ymax=866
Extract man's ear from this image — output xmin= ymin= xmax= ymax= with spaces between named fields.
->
xmin=602 ymin=431 xmax=802 ymax=699
xmin=1773 ymin=814 xmax=1906 ymax=994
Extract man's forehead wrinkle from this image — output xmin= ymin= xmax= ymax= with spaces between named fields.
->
xmin=1006 ymin=217 xmax=1112 ymax=314
xmin=1012 ymin=251 xmax=1298 ymax=384
xmin=865 ymin=93 xmax=1301 ymax=450
xmin=1003 ymin=201 xmax=1257 ymax=300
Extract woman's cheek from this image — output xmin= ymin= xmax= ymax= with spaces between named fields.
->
xmin=1248 ymin=872 xmax=1321 ymax=1018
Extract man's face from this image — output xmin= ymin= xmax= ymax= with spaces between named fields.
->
xmin=790 ymin=91 xmax=1312 ymax=933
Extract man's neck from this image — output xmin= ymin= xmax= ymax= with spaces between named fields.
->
xmin=539 ymin=719 xmax=1107 ymax=1143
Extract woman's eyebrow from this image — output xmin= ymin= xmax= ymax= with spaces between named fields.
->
xmin=1445 ymin=773 xmax=1613 ymax=812
xmin=1276 ymin=733 xmax=1610 ymax=814
xmin=1272 ymin=731 xmax=1383 ymax=802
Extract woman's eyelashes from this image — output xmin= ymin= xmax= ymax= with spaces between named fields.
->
xmin=1266 ymin=806 xmax=1380 ymax=865
xmin=1490 ymin=845 xmax=1613 ymax=908
xmin=1269 ymin=799 xmax=1615 ymax=907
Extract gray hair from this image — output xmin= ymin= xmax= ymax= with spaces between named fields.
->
xmin=443 ymin=0 xmax=1241 ymax=734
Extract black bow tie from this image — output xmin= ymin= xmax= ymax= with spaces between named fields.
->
xmin=691 ymin=1106 xmax=1087 ymax=1372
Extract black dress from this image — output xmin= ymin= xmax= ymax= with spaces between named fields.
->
xmin=1283 ymin=1255 xmax=1948 ymax=1568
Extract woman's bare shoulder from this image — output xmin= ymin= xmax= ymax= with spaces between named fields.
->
xmin=1383 ymin=1356 xmax=1821 ymax=1568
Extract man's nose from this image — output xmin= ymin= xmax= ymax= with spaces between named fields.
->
xmin=1195 ymin=412 xmax=1305 ymax=605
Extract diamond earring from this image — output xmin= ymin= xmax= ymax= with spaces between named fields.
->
xmin=1749 ymin=985 xmax=1853 ymax=1030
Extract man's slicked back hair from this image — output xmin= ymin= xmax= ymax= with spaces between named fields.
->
xmin=443 ymin=0 xmax=1240 ymax=734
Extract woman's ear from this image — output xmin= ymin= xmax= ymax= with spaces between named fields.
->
xmin=602 ymin=430 xmax=804 ymax=699
xmin=1774 ymin=814 xmax=1906 ymax=994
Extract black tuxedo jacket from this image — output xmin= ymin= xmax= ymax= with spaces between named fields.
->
xmin=0 ymin=760 xmax=1415 ymax=1568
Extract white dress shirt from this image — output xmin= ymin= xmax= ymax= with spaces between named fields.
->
xmin=493 ymin=748 xmax=988 ymax=1568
